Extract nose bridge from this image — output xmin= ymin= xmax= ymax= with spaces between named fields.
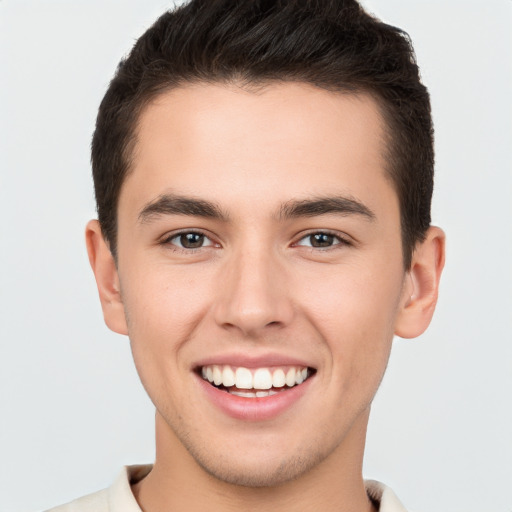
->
xmin=214 ymin=237 xmax=293 ymax=335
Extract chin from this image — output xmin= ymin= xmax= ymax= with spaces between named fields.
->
xmin=196 ymin=454 xmax=318 ymax=488
xmin=182 ymin=434 xmax=331 ymax=488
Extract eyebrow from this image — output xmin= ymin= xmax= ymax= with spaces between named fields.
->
xmin=278 ymin=196 xmax=376 ymax=221
xmin=138 ymin=193 xmax=375 ymax=224
xmin=138 ymin=194 xmax=229 ymax=223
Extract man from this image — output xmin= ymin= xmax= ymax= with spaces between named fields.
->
xmin=48 ymin=1 xmax=445 ymax=510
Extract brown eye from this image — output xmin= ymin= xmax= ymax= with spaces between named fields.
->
xmin=180 ymin=233 xmax=204 ymax=248
xmin=310 ymin=233 xmax=335 ymax=247
xmin=296 ymin=232 xmax=345 ymax=249
xmin=168 ymin=232 xmax=214 ymax=249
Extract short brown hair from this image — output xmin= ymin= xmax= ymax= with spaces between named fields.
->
xmin=92 ymin=0 xmax=434 ymax=269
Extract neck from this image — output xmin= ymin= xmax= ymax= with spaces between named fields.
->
xmin=132 ymin=410 xmax=377 ymax=512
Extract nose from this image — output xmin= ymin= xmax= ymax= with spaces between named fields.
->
xmin=213 ymin=245 xmax=294 ymax=337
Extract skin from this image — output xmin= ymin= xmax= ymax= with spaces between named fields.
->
xmin=86 ymin=82 xmax=445 ymax=512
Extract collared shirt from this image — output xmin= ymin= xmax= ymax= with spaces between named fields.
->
xmin=45 ymin=465 xmax=408 ymax=512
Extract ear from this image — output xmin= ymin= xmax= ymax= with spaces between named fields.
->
xmin=394 ymin=226 xmax=446 ymax=339
xmin=85 ymin=220 xmax=128 ymax=335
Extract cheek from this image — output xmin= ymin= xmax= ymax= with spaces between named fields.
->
xmin=121 ymin=264 xmax=214 ymax=416
xmin=301 ymin=257 xmax=403 ymax=329
xmin=297 ymin=259 xmax=403 ymax=386
xmin=119 ymin=262 xmax=214 ymax=378
xmin=122 ymin=261 xmax=211 ymax=326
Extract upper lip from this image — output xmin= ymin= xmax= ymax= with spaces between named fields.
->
xmin=193 ymin=352 xmax=316 ymax=371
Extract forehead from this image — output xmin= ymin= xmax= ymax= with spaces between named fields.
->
xmin=122 ymin=82 xmax=396 ymax=219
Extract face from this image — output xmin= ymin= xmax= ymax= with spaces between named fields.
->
xmin=108 ymin=83 xmax=414 ymax=486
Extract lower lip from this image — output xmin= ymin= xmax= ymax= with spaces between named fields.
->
xmin=196 ymin=373 xmax=314 ymax=421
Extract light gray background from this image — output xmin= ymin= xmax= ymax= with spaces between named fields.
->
xmin=1 ymin=1 xmax=511 ymax=511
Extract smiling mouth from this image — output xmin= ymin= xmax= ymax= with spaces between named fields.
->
xmin=199 ymin=365 xmax=315 ymax=398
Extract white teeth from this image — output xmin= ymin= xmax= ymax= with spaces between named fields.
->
xmin=253 ymin=368 xmax=272 ymax=390
xmin=231 ymin=390 xmax=256 ymax=398
xmin=235 ymin=367 xmax=253 ymax=389
xmin=222 ymin=365 xmax=236 ymax=387
xmin=230 ymin=390 xmax=280 ymax=398
xmin=201 ymin=364 xmax=311 ymax=392
xmin=285 ymin=368 xmax=296 ymax=387
xmin=213 ymin=365 xmax=222 ymax=386
xmin=272 ymin=369 xmax=286 ymax=388
xmin=255 ymin=390 xmax=279 ymax=397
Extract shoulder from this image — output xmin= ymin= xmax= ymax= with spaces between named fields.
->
xmin=44 ymin=488 xmax=109 ymax=512
xmin=44 ymin=465 xmax=151 ymax=512
xmin=365 ymin=480 xmax=409 ymax=512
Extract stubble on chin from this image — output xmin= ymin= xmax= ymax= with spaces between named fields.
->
xmin=172 ymin=422 xmax=336 ymax=489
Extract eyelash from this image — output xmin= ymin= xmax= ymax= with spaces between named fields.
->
xmin=294 ymin=230 xmax=351 ymax=250
xmin=161 ymin=230 xmax=217 ymax=253
xmin=161 ymin=229 xmax=351 ymax=253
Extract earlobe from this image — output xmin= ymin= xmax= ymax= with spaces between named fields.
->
xmin=394 ymin=226 xmax=446 ymax=339
xmin=85 ymin=220 xmax=129 ymax=336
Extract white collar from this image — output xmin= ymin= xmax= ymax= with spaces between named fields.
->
xmin=107 ymin=465 xmax=408 ymax=512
